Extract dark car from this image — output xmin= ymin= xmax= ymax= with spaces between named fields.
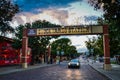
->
xmin=68 ymin=59 xmax=80 ymax=68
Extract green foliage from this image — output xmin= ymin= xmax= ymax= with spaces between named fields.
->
xmin=51 ymin=38 xmax=78 ymax=59
xmin=0 ymin=0 xmax=19 ymax=36
xmin=109 ymin=21 xmax=120 ymax=56
xmin=85 ymin=36 xmax=104 ymax=56
xmin=51 ymin=38 xmax=71 ymax=55
xmin=88 ymin=0 xmax=120 ymax=22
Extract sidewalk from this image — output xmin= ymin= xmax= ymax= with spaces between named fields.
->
xmin=0 ymin=63 xmax=56 ymax=75
xmin=89 ymin=61 xmax=120 ymax=80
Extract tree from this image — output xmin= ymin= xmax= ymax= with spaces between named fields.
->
xmin=85 ymin=36 xmax=104 ymax=57
xmin=94 ymin=36 xmax=104 ymax=56
xmin=66 ymin=45 xmax=78 ymax=59
xmin=88 ymin=0 xmax=120 ymax=22
xmin=85 ymin=37 xmax=95 ymax=56
xmin=51 ymin=38 xmax=71 ymax=55
xmin=88 ymin=0 xmax=120 ymax=56
xmin=51 ymin=38 xmax=78 ymax=60
xmin=0 ymin=0 xmax=19 ymax=36
xmin=109 ymin=22 xmax=120 ymax=56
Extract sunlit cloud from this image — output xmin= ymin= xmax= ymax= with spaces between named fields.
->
xmin=11 ymin=8 xmax=70 ymax=26
xmin=42 ymin=9 xmax=69 ymax=25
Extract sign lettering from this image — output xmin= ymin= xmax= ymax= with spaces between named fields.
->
xmin=27 ymin=26 xmax=103 ymax=36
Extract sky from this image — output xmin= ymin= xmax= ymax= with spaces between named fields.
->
xmin=11 ymin=0 xmax=103 ymax=53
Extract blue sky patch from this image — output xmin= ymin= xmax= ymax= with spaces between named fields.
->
xmin=13 ymin=0 xmax=83 ymax=13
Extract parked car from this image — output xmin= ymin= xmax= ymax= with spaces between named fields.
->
xmin=68 ymin=59 xmax=80 ymax=68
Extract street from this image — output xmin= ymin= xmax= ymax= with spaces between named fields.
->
xmin=0 ymin=61 xmax=109 ymax=80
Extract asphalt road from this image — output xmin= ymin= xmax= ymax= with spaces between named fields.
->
xmin=0 ymin=61 xmax=110 ymax=80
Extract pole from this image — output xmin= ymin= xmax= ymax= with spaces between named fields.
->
xmin=48 ymin=45 xmax=51 ymax=64
xmin=103 ymin=25 xmax=111 ymax=70
xmin=22 ymin=29 xmax=28 ymax=68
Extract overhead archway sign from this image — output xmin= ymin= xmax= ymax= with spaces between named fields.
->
xmin=27 ymin=25 xmax=103 ymax=36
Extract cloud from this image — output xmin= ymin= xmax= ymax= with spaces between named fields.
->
xmin=11 ymin=9 xmax=69 ymax=26
xmin=84 ymin=15 xmax=98 ymax=22
xmin=61 ymin=35 xmax=88 ymax=47
xmin=13 ymin=0 xmax=83 ymax=13
xmin=42 ymin=9 xmax=69 ymax=25
xmin=12 ymin=12 xmax=35 ymax=25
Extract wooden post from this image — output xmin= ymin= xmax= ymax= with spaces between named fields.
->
xmin=22 ymin=29 xmax=28 ymax=68
xmin=103 ymin=25 xmax=111 ymax=70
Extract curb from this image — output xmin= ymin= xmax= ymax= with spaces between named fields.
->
xmin=88 ymin=64 xmax=113 ymax=80
xmin=0 ymin=64 xmax=56 ymax=76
